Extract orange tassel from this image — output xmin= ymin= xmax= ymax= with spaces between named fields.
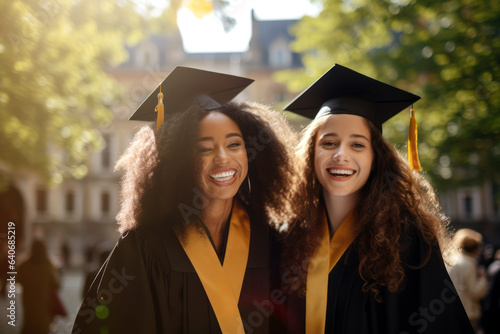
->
xmin=155 ymin=86 xmax=164 ymax=131
xmin=408 ymin=107 xmax=422 ymax=171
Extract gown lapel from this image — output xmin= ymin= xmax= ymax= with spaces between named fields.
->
xmin=177 ymin=199 xmax=250 ymax=334
xmin=306 ymin=209 xmax=359 ymax=334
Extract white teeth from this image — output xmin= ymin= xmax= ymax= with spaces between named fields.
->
xmin=328 ymin=169 xmax=354 ymax=176
xmin=210 ymin=171 xmax=236 ymax=181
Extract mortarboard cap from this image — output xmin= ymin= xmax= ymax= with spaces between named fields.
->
xmin=285 ymin=63 xmax=423 ymax=171
xmin=284 ymin=64 xmax=420 ymax=132
xmin=129 ymin=66 xmax=254 ymax=122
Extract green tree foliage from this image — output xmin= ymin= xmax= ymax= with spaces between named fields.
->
xmin=0 ymin=0 xmax=157 ymax=188
xmin=277 ymin=0 xmax=500 ymax=190
xmin=0 ymin=0 xmax=232 ymax=190
xmin=0 ymin=0 xmax=234 ymax=190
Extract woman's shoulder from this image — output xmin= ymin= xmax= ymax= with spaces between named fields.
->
xmin=398 ymin=220 xmax=446 ymax=270
xmin=133 ymin=223 xmax=173 ymax=247
xmin=74 ymin=226 xmax=166 ymax=334
xmin=113 ymin=223 xmax=173 ymax=273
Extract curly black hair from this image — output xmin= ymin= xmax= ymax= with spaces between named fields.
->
xmin=115 ymin=101 xmax=298 ymax=236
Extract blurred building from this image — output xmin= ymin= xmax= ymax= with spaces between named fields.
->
xmin=440 ymin=183 xmax=500 ymax=244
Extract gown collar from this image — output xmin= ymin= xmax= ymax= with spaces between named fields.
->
xmin=177 ymin=199 xmax=250 ymax=334
xmin=305 ymin=208 xmax=359 ymax=334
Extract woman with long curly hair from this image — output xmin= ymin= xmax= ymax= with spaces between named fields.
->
xmin=73 ymin=67 xmax=296 ymax=333
xmin=281 ymin=64 xmax=473 ymax=334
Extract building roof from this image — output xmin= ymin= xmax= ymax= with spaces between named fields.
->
xmin=117 ymin=13 xmax=302 ymax=70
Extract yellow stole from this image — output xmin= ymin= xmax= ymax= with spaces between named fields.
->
xmin=178 ymin=200 xmax=250 ymax=334
xmin=306 ymin=209 xmax=359 ymax=334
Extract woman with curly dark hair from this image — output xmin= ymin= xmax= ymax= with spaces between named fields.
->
xmin=73 ymin=67 xmax=297 ymax=333
xmin=281 ymin=64 xmax=473 ymax=334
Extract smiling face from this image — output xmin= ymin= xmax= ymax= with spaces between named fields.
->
xmin=196 ymin=111 xmax=248 ymax=201
xmin=314 ymin=114 xmax=374 ymax=200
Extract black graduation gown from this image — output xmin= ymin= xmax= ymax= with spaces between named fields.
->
xmin=285 ymin=226 xmax=474 ymax=334
xmin=72 ymin=214 xmax=284 ymax=334
xmin=325 ymin=226 xmax=474 ymax=334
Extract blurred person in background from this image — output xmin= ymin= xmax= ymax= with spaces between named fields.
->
xmin=479 ymin=243 xmax=495 ymax=270
xmin=486 ymin=248 xmax=500 ymax=278
xmin=480 ymin=267 xmax=500 ymax=334
xmin=481 ymin=248 xmax=500 ymax=333
xmin=448 ymin=228 xmax=489 ymax=332
xmin=18 ymin=238 xmax=65 ymax=334
xmin=0 ymin=238 xmax=8 ymax=298
xmin=60 ymin=238 xmax=71 ymax=270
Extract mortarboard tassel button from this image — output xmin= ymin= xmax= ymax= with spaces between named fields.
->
xmin=408 ymin=107 xmax=422 ymax=172
xmin=155 ymin=86 xmax=164 ymax=131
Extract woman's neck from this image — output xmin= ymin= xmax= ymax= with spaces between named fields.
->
xmin=201 ymin=198 xmax=233 ymax=253
xmin=322 ymin=189 xmax=358 ymax=237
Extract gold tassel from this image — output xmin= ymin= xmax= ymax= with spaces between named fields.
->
xmin=155 ymin=86 xmax=164 ymax=131
xmin=408 ymin=106 xmax=422 ymax=171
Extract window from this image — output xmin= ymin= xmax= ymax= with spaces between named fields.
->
xmin=101 ymin=135 xmax=111 ymax=169
xmin=101 ymin=191 xmax=110 ymax=214
xmin=36 ymin=189 xmax=48 ymax=213
xmin=135 ymin=41 xmax=159 ymax=68
xmin=275 ymin=88 xmax=285 ymax=103
xmin=269 ymin=38 xmax=292 ymax=67
xmin=144 ymin=52 xmax=151 ymax=67
xmin=464 ymin=195 xmax=473 ymax=219
xmin=66 ymin=191 xmax=74 ymax=213
xmin=492 ymin=185 xmax=500 ymax=218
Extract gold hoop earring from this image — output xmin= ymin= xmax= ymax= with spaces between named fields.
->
xmin=247 ymin=175 xmax=251 ymax=194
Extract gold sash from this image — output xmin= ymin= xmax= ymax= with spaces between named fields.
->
xmin=178 ymin=200 xmax=250 ymax=334
xmin=306 ymin=209 xmax=359 ymax=334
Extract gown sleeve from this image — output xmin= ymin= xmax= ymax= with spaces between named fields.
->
xmin=381 ymin=226 xmax=474 ymax=334
xmin=72 ymin=228 xmax=166 ymax=334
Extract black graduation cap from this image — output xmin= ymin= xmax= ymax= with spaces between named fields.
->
xmin=129 ymin=66 xmax=254 ymax=122
xmin=284 ymin=64 xmax=420 ymax=132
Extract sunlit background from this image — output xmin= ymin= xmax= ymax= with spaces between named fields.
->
xmin=0 ymin=0 xmax=499 ymax=332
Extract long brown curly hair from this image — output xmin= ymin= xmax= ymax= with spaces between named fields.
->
xmin=283 ymin=116 xmax=454 ymax=299
xmin=115 ymin=101 xmax=297 ymax=236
